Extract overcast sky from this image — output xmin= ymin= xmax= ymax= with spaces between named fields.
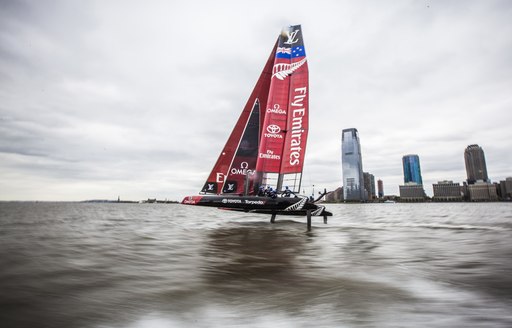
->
xmin=1 ymin=0 xmax=511 ymax=201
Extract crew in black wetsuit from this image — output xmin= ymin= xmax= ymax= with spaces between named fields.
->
xmin=283 ymin=186 xmax=292 ymax=197
xmin=266 ymin=187 xmax=277 ymax=199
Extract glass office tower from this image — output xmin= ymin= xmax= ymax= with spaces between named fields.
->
xmin=342 ymin=128 xmax=366 ymax=201
xmin=464 ymin=144 xmax=489 ymax=184
xmin=402 ymin=154 xmax=423 ymax=184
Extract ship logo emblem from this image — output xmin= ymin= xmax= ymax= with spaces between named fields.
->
xmin=266 ymin=124 xmax=281 ymax=134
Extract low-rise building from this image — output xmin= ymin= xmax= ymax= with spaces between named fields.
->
xmin=498 ymin=178 xmax=512 ymax=200
xmin=468 ymin=181 xmax=498 ymax=201
xmin=432 ymin=180 xmax=463 ymax=201
xmin=399 ymin=183 xmax=426 ymax=202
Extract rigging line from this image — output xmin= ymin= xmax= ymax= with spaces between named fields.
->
xmin=303 ymin=157 xmax=313 ymax=196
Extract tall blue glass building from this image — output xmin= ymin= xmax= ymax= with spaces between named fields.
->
xmin=402 ymin=154 xmax=423 ymax=184
xmin=342 ymin=128 xmax=366 ymax=201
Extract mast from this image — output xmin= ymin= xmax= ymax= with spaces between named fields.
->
xmin=279 ymin=25 xmax=309 ymax=193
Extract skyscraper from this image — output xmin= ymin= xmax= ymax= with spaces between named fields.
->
xmin=464 ymin=144 xmax=489 ymax=184
xmin=377 ymin=179 xmax=384 ymax=198
xmin=342 ymin=128 xmax=366 ymax=201
xmin=400 ymin=154 xmax=426 ymax=201
xmin=402 ymin=154 xmax=423 ymax=184
xmin=363 ymin=172 xmax=376 ymax=200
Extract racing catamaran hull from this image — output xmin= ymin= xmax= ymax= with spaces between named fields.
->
xmin=183 ymin=195 xmax=332 ymax=217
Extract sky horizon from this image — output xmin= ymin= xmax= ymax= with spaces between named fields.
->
xmin=1 ymin=0 xmax=511 ymax=201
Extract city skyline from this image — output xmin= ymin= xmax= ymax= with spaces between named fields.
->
xmin=369 ymin=143 xmax=507 ymax=197
xmin=339 ymin=137 xmax=510 ymax=201
xmin=340 ymin=127 xmax=509 ymax=198
xmin=1 ymin=1 xmax=511 ymax=201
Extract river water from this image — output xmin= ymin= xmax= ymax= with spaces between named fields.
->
xmin=1 ymin=202 xmax=511 ymax=327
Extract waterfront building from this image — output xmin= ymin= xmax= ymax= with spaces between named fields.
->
xmin=363 ymin=172 xmax=376 ymax=200
xmin=377 ymin=179 xmax=384 ymax=198
xmin=325 ymin=187 xmax=343 ymax=202
xmin=402 ymin=154 xmax=423 ymax=184
xmin=464 ymin=144 xmax=489 ymax=184
xmin=342 ymin=128 xmax=366 ymax=201
xmin=399 ymin=182 xmax=426 ymax=202
xmin=468 ymin=181 xmax=498 ymax=201
xmin=498 ymin=178 xmax=512 ymax=200
xmin=370 ymin=174 xmax=376 ymax=199
xmin=432 ymin=180 xmax=463 ymax=202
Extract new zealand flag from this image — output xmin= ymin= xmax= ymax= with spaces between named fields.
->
xmin=291 ymin=45 xmax=306 ymax=58
xmin=276 ymin=46 xmax=292 ymax=59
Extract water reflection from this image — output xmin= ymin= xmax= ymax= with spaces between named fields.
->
xmin=199 ymin=221 xmax=414 ymax=325
xmin=202 ymin=222 xmax=308 ymax=289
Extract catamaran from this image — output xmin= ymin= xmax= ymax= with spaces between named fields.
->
xmin=181 ymin=25 xmax=332 ymax=221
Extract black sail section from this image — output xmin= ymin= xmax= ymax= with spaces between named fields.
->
xmin=222 ymin=99 xmax=260 ymax=194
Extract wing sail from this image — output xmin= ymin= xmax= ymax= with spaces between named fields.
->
xmin=201 ymin=41 xmax=277 ymax=194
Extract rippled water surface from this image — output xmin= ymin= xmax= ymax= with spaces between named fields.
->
xmin=1 ymin=202 xmax=512 ymax=327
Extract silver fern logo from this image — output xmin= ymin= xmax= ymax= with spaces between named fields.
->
xmin=272 ymin=58 xmax=307 ymax=80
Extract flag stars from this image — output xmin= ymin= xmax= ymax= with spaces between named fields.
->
xmin=292 ymin=46 xmax=305 ymax=57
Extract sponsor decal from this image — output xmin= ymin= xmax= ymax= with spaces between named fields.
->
xmin=284 ymin=29 xmax=300 ymax=45
xmin=266 ymin=104 xmax=286 ymax=115
xmin=259 ymin=149 xmax=281 ymax=160
xmin=244 ymin=200 xmax=265 ymax=205
xmin=289 ymin=87 xmax=307 ymax=166
xmin=202 ymin=182 xmax=217 ymax=193
xmin=221 ymin=198 xmax=242 ymax=204
xmin=230 ymin=161 xmax=254 ymax=176
xmin=264 ymin=124 xmax=283 ymax=139
xmin=216 ymin=172 xmax=225 ymax=183
xmin=266 ymin=124 xmax=281 ymax=134
xmin=182 ymin=196 xmax=200 ymax=204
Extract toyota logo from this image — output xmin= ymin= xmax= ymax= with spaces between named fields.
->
xmin=266 ymin=124 xmax=281 ymax=134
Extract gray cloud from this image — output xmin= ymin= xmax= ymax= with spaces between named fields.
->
xmin=1 ymin=0 xmax=511 ymax=200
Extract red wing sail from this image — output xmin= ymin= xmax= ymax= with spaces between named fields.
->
xmin=201 ymin=25 xmax=308 ymax=195
xmin=201 ymin=41 xmax=276 ymax=194
xmin=255 ymin=31 xmax=291 ymax=174
xmin=280 ymin=30 xmax=308 ymax=175
xmin=256 ymin=25 xmax=308 ymax=192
